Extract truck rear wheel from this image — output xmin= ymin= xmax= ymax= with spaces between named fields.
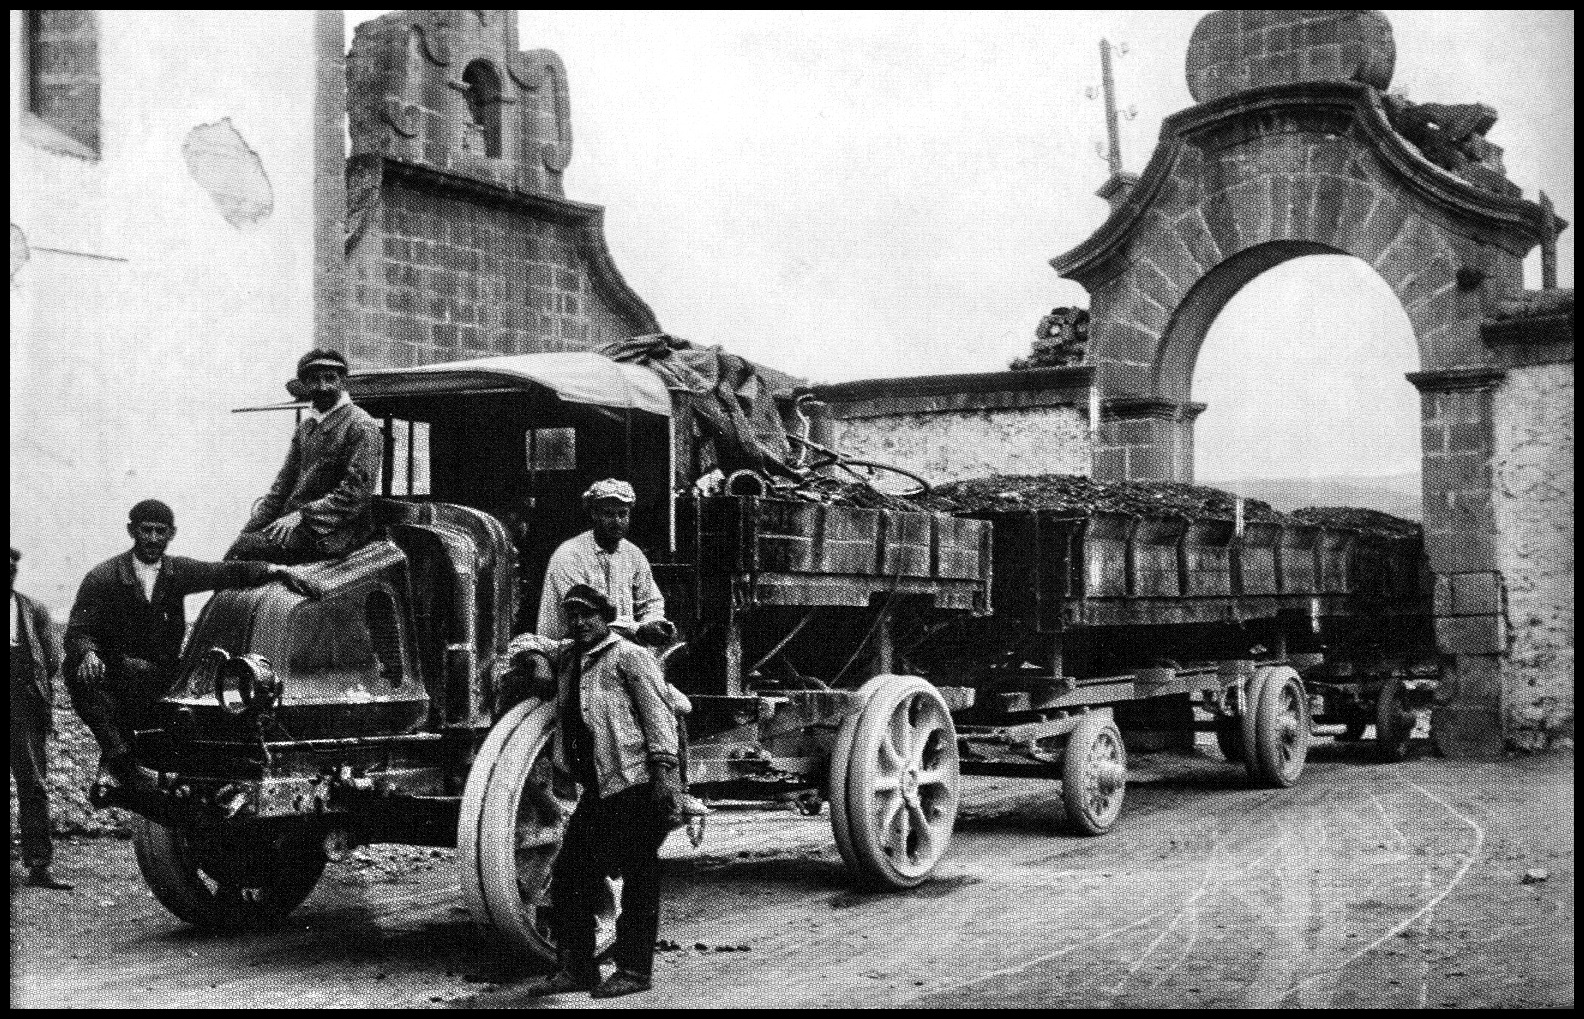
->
xmin=1375 ymin=675 xmax=1416 ymax=761
xmin=830 ymin=675 xmax=960 ymax=888
xmin=132 ymin=817 xmax=326 ymax=930
xmin=458 ymin=700 xmax=614 ymax=966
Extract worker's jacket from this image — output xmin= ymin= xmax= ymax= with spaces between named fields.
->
xmin=550 ymin=633 xmax=680 ymax=799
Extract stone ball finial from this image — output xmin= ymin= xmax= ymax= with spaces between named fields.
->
xmin=1186 ymin=10 xmax=1395 ymax=105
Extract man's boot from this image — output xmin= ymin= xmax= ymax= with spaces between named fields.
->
xmin=591 ymin=970 xmax=653 ymax=999
xmin=25 ymin=865 xmax=73 ymax=890
xmin=521 ymin=946 xmax=598 ymax=997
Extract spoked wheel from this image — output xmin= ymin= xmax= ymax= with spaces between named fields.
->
xmin=1061 ymin=710 xmax=1128 ymax=835
xmin=829 ymin=675 xmax=960 ymax=888
xmin=1375 ymin=675 xmax=1417 ymax=762
xmin=132 ymin=818 xmax=326 ymax=930
xmin=1212 ymin=714 xmax=1244 ymax=762
xmin=786 ymin=434 xmax=932 ymax=498
xmin=1251 ymin=665 xmax=1311 ymax=788
xmin=459 ymin=700 xmax=611 ymax=965
xmin=1238 ymin=666 xmax=1270 ymax=780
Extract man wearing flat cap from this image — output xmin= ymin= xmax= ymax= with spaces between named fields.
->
xmin=536 ymin=478 xmax=670 ymax=645
xmin=66 ymin=500 xmax=314 ymax=792
xmin=11 ymin=547 xmax=70 ymax=889
xmin=227 ymin=348 xmax=382 ymax=564
xmin=523 ymin=583 xmax=685 ymax=1000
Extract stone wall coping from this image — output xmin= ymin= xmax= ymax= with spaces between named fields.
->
xmin=807 ymin=365 xmax=1094 ymax=405
xmin=1405 ymin=366 xmax=1507 ymax=392
xmin=1052 ymin=80 xmax=1560 ymax=289
xmin=1101 ymin=397 xmax=1208 ymax=422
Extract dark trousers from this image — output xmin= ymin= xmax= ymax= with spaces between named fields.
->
xmin=10 ymin=671 xmax=54 ymax=868
xmin=225 ymin=530 xmax=324 ymax=565
xmin=64 ymin=655 xmax=169 ymax=759
xmin=550 ymin=782 xmax=669 ymax=978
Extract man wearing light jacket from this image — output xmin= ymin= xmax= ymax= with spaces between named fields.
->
xmin=522 ymin=584 xmax=685 ymax=1000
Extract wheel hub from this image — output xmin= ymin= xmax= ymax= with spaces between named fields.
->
xmin=1095 ymin=761 xmax=1126 ymax=796
xmin=900 ymin=767 xmax=920 ymax=805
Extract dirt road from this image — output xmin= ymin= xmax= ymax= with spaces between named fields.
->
xmin=10 ymin=738 xmax=1573 ymax=1009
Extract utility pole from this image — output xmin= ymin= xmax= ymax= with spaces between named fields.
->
xmin=1100 ymin=38 xmax=1124 ymax=176
xmin=1090 ymin=38 xmax=1138 ymax=211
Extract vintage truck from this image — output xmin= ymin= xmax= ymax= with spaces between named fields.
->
xmin=100 ymin=351 xmax=1435 ymax=963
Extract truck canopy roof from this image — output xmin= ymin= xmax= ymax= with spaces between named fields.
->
xmin=234 ymin=352 xmax=673 ymax=417
xmin=347 ymin=352 xmax=672 ymax=416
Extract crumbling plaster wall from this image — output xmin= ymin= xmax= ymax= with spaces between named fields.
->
xmin=1492 ymin=362 xmax=1574 ymax=748
xmin=827 ymin=405 xmax=1091 ymax=485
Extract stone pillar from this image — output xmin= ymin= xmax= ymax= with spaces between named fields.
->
xmin=1409 ymin=366 xmax=1507 ymax=758
xmin=1094 ymin=398 xmax=1205 ymax=481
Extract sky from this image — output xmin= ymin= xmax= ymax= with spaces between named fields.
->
xmin=346 ymin=10 xmax=1574 ymax=480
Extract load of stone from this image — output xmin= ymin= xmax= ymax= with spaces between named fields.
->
xmin=919 ymin=474 xmax=1421 ymax=541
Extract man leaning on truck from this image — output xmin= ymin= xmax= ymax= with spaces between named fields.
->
xmin=66 ymin=499 xmax=313 ymax=794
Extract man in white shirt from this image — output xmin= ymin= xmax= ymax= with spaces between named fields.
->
xmin=536 ymin=479 xmax=670 ymax=644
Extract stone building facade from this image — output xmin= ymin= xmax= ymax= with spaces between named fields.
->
xmin=9 ymin=11 xmax=347 ymax=613
xmin=343 ymin=10 xmax=658 ymax=371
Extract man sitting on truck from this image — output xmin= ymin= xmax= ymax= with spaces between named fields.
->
xmin=226 ymin=348 xmax=382 ymax=564
xmin=66 ymin=499 xmax=316 ymax=794
xmin=535 ymin=478 xmax=672 ymax=645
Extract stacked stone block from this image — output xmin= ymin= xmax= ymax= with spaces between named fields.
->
xmin=343 ymin=9 xmax=658 ymax=371
xmin=349 ymin=186 xmax=641 ymax=368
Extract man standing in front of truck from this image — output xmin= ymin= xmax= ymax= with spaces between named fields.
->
xmin=226 ymin=348 xmax=382 ymax=564
xmin=535 ymin=478 xmax=672 ymax=645
xmin=523 ymin=584 xmax=686 ymax=1000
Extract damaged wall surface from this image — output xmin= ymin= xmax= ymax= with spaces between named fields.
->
xmin=812 ymin=367 xmax=1094 ymax=485
xmin=9 ymin=11 xmax=347 ymax=614
xmin=1492 ymin=361 xmax=1574 ymax=748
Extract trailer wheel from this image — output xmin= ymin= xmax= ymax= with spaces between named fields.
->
xmin=132 ymin=817 xmax=326 ymax=930
xmin=1061 ymin=710 xmax=1128 ymax=835
xmin=1212 ymin=715 xmax=1243 ymax=762
xmin=1252 ymin=665 xmax=1311 ymax=788
xmin=1238 ymin=666 xmax=1270 ymax=780
xmin=458 ymin=700 xmax=603 ymax=966
xmin=1374 ymin=675 xmax=1416 ymax=762
xmin=832 ymin=675 xmax=960 ymax=888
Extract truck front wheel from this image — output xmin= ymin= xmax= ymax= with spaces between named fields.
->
xmin=458 ymin=700 xmax=617 ymax=966
xmin=132 ymin=818 xmax=326 ymax=930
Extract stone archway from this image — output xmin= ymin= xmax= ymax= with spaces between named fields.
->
xmin=1052 ymin=11 xmax=1566 ymax=755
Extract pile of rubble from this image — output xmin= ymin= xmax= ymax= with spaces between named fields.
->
xmin=916 ymin=473 xmax=1423 ymax=541
xmin=920 ymin=473 xmax=1287 ymax=522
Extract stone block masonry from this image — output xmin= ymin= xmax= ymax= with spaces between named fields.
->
xmin=343 ymin=10 xmax=659 ymax=370
xmin=348 ymin=182 xmax=645 ymax=368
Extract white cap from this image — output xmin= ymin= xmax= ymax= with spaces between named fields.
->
xmin=582 ymin=478 xmax=636 ymax=506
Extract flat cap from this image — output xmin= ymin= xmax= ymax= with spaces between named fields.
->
xmin=129 ymin=499 xmax=175 ymax=527
xmin=582 ymin=478 xmax=636 ymax=506
xmin=561 ymin=583 xmax=617 ymax=621
xmin=296 ymin=348 xmax=349 ymax=379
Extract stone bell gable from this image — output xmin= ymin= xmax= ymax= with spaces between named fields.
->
xmin=348 ymin=9 xmax=571 ymax=196
xmin=344 ymin=10 xmax=658 ymax=369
